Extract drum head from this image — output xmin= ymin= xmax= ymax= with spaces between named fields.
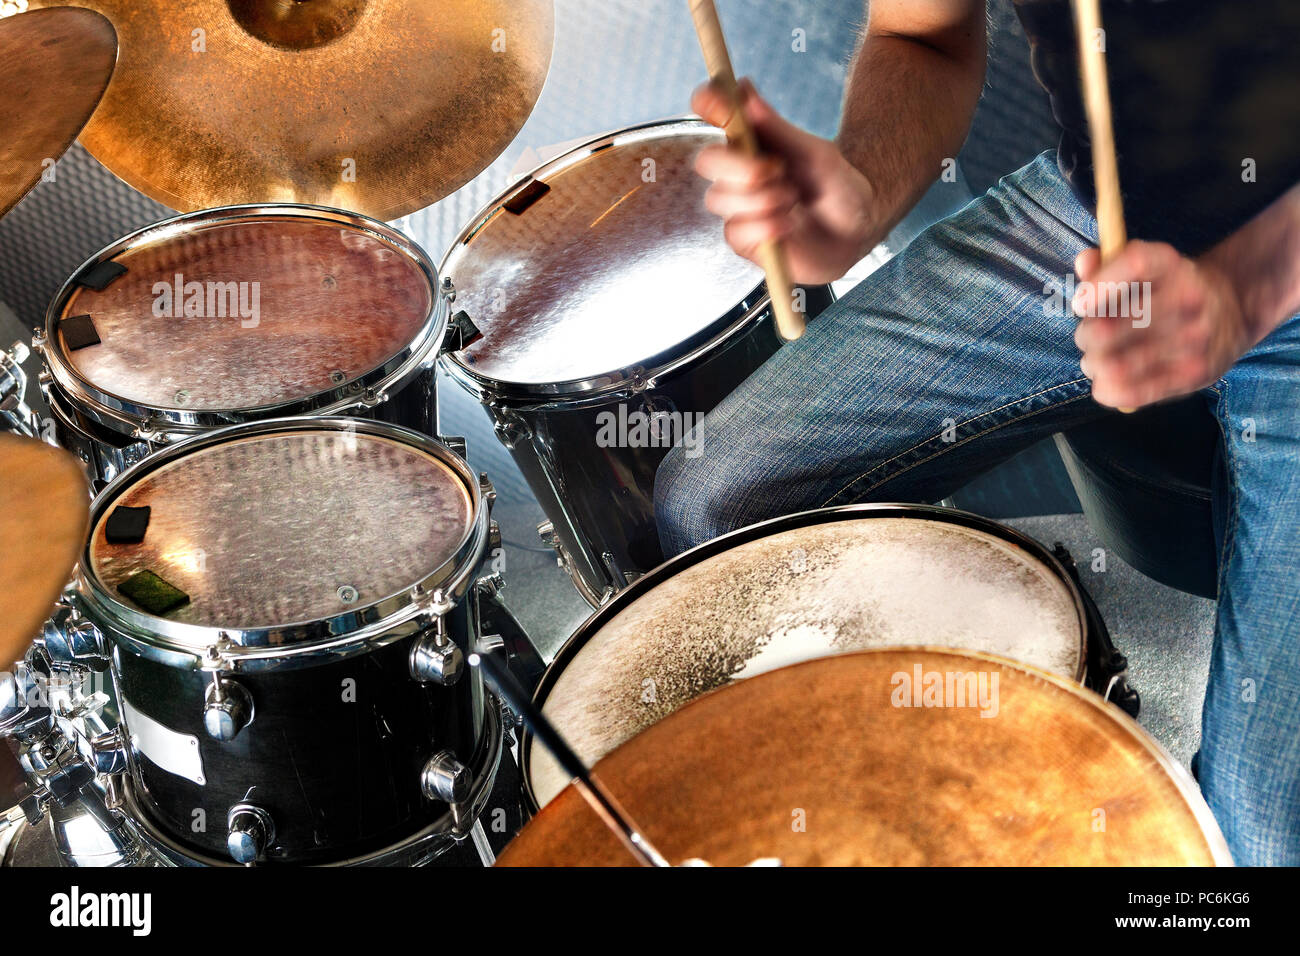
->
xmin=529 ymin=511 xmax=1085 ymax=807
xmin=88 ymin=426 xmax=473 ymax=630
xmin=502 ymin=650 xmax=1230 ymax=866
xmin=54 ymin=211 xmax=435 ymax=414
xmin=443 ymin=121 xmax=764 ymax=388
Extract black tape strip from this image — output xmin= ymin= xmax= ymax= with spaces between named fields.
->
xmin=59 ymin=314 xmax=101 ymax=351
xmin=105 ymin=505 xmax=151 ymax=544
xmin=503 ymin=178 xmax=551 ymax=216
xmin=76 ymin=260 xmax=127 ymax=291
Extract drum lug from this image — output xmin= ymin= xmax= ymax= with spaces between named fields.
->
xmin=627 ymin=365 xmax=658 ymax=393
xmin=41 ymin=604 xmax=109 ymax=670
xmin=440 ymin=434 xmax=467 ymax=459
xmin=85 ymin=726 xmax=129 ymax=776
xmin=226 ymin=803 xmax=275 ymax=865
xmin=409 ymin=614 xmax=464 ymax=686
xmin=131 ymin=413 xmax=163 ymax=443
xmin=479 ymin=471 xmax=497 ymax=506
xmin=420 ymin=751 xmax=471 ymax=804
xmin=491 ymin=407 xmax=531 ymax=448
xmin=203 ymin=675 xmax=255 ymax=742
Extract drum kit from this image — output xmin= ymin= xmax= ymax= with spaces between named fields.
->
xmin=0 ymin=1 xmax=1230 ymax=868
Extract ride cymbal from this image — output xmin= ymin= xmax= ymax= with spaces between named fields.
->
xmin=29 ymin=0 xmax=554 ymax=220
xmin=499 ymin=649 xmax=1231 ymax=866
xmin=0 ymin=435 xmax=89 ymax=670
xmin=0 ymin=7 xmax=117 ymax=220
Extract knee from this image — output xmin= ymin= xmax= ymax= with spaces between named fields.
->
xmin=653 ymin=439 xmax=741 ymax=559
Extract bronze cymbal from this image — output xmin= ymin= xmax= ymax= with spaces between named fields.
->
xmin=0 ymin=7 xmax=117 ymax=220
xmin=0 ymin=435 xmax=89 ymax=671
xmin=28 ymin=0 xmax=554 ymax=220
xmin=499 ymin=649 xmax=1232 ymax=866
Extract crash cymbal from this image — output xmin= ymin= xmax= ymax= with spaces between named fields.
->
xmin=0 ymin=435 xmax=89 ymax=670
xmin=29 ymin=0 xmax=554 ymax=220
xmin=0 ymin=7 xmax=117 ymax=219
xmin=499 ymin=649 xmax=1232 ymax=866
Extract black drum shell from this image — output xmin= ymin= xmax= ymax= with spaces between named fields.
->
xmin=112 ymin=600 xmax=487 ymax=865
xmin=476 ymin=286 xmax=835 ymax=603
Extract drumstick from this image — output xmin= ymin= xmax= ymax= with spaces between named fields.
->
xmin=468 ymin=651 xmax=672 ymax=868
xmin=1072 ymin=0 xmax=1135 ymax=412
xmin=688 ymin=0 xmax=806 ymax=342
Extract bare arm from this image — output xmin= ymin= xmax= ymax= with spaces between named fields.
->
xmin=838 ymin=0 xmax=989 ymax=238
xmin=691 ymin=0 xmax=987 ymax=283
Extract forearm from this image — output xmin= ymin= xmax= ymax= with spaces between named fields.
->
xmin=837 ymin=5 xmax=987 ymax=245
xmin=1203 ymin=182 xmax=1300 ymax=344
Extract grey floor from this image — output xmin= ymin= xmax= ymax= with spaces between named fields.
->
xmin=0 ymin=0 xmax=1215 ymax=771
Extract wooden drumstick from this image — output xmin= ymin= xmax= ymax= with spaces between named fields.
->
xmin=688 ymin=0 xmax=806 ymax=342
xmin=1072 ymin=0 xmax=1135 ymax=412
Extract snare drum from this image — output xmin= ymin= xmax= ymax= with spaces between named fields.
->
xmin=524 ymin=504 xmax=1090 ymax=809
xmin=36 ymin=205 xmax=445 ymax=488
xmin=73 ymin=418 xmax=500 ymax=865
xmin=440 ymin=119 xmax=835 ymax=605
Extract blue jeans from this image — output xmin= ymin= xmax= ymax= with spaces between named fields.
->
xmin=655 ymin=151 xmax=1300 ymax=866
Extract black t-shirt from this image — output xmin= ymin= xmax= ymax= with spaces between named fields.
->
xmin=1013 ymin=0 xmax=1300 ymax=255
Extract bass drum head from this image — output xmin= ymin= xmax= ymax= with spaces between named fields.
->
xmin=442 ymin=119 xmax=765 ymax=389
xmin=51 ymin=207 xmax=437 ymax=415
xmin=504 ymin=650 xmax=1230 ymax=866
xmin=87 ymin=423 xmax=474 ymax=633
xmin=528 ymin=507 xmax=1087 ymax=808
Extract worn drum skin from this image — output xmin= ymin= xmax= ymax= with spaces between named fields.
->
xmin=441 ymin=119 xmax=834 ymax=605
xmin=37 ymin=205 xmax=445 ymax=488
xmin=505 ymin=650 xmax=1232 ymax=866
xmin=76 ymin=419 xmax=500 ymax=865
xmin=524 ymin=505 xmax=1089 ymax=809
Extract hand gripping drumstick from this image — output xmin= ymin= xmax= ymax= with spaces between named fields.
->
xmin=688 ymin=0 xmax=806 ymax=342
xmin=1072 ymin=0 xmax=1135 ymax=412
xmin=468 ymin=651 xmax=671 ymax=867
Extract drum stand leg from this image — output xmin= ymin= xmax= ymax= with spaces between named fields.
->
xmin=469 ymin=818 xmax=495 ymax=867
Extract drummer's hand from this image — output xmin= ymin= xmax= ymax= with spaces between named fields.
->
xmin=691 ymin=79 xmax=879 ymax=285
xmin=1073 ymin=241 xmax=1254 ymax=409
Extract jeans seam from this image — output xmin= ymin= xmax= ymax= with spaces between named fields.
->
xmin=821 ymin=379 xmax=1092 ymax=506
xmin=1212 ymin=382 xmax=1241 ymax=604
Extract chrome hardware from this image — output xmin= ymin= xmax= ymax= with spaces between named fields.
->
xmin=226 ymin=803 xmax=275 ymax=864
xmin=84 ymin=727 xmax=129 ymax=776
xmin=409 ymin=618 xmax=464 ymax=686
xmin=478 ymin=472 xmax=497 ymax=506
xmin=441 ymin=434 xmax=467 ymax=459
xmin=41 ymin=605 xmax=108 ymax=668
xmin=421 ymin=751 xmax=471 ymax=804
xmin=1 ymin=339 xmax=40 ymax=437
xmin=0 ymin=653 xmax=54 ymax=741
xmin=476 ymin=634 xmax=506 ymax=656
xmin=476 ymin=570 xmax=505 ymax=599
xmin=491 ymin=407 xmax=531 ymax=448
xmin=203 ymin=676 xmax=254 ymax=741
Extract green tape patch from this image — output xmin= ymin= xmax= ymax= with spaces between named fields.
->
xmin=118 ymin=569 xmax=190 ymax=615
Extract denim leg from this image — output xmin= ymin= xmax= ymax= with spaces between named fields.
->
xmin=655 ymin=151 xmax=1111 ymax=556
xmin=1201 ymin=318 xmax=1300 ymax=865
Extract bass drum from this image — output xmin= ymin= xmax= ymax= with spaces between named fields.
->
xmin=524 ymin=504 xmax=1090 ymax=810
xmin=36 ymin=204 xmax=446 ymax=489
